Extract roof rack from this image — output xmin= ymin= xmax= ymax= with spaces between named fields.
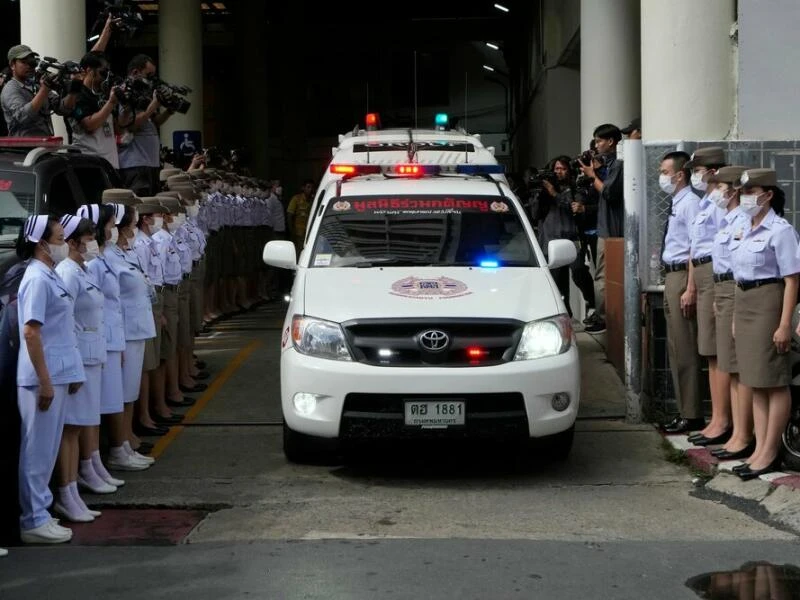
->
xmin=0 ymin=137 xmax=85 ymax=167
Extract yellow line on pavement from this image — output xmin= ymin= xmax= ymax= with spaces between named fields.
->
xmin=150 ymin=340 xmax=263 ymax=459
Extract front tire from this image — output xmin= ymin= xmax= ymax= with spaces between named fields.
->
xmin=282 ymin=422 xmax=338 ymax=465
xmin=533 ymin=425 xmax=575 ymax=461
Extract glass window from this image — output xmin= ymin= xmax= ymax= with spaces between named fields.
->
xmin=310 ymin=194 xmax=536 ymax=268
xmin=73 ymin=166 xmax=110 ymax=205
xmin=0 ymin=172 xmax=35 ymax=246
xmin=44 ymin=171 xmax=75 ymax=218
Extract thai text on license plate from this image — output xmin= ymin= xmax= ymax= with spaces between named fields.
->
xmin=404 ymin=401 xmax=466 ymax=428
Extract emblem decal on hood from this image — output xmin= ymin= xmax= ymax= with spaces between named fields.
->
xmin=390 ymin=276 xmax=472 ymax=299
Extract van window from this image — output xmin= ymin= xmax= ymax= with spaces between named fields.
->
xmin=44 ymin=171 xmax=76 ymax=217
xmin=0 ymin=172 xmax=35 ymax=246
xmin=310 ymin=194 xmax=537 ymax=268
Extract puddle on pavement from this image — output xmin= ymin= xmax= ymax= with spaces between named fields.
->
xmin=687 ymin=562 xmax=800 ymax=598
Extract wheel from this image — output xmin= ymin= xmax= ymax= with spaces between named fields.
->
xmin=282 ymin=422 xmax=338 ymax=465
xmin=532 ymin=425 xmax=575 ymax=461
xmin=781 ymin=389 xmax=800 ymax=472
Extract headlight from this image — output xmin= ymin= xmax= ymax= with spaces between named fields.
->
xmin=292 ymin=315 xmax=352 ymax=361
xmin=513 ymin=315 xmax=572 ymax=361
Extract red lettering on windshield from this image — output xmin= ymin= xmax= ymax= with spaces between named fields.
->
xmin=0 ymin=180 xmax=11 ymax=191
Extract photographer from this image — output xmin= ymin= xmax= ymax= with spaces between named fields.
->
xmin=118 ymin=55 xmax=175 ymax=196
xmin=67 ymin=52 xmax=125 ymax=170
xmin=0 ymin=45 xmax=77 ymax=137
xmin=529 ymin=156 xmax=580 ymax=317
xmin=578 ymin=123 xmax=625 ymax=334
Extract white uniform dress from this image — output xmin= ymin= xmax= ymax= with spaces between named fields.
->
xmin=106 ymin=243 xmax=156 ymax=402
xmin=56 ymin=257 xmax=106 ymax=426
xmin=16 ymin=259 xmax=86 ymax=531
xmin=88 ymin=250 xmax=126 ymax=414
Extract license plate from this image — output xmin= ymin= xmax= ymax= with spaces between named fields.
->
xmin=404 ymin=401 xmax=466 ymax=428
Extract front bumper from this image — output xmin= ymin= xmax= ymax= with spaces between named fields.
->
xmin=280 ymin=345 xmax=580 ymax=440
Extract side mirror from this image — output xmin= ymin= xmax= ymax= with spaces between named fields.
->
xmin=547 ymin=239 xmax=577 ymax=270
xmin=263 ymin=240 xmax=297 ymax=271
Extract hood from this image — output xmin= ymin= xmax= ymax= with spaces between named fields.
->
xmin=301 ymin=267 xmax=562 ymax=323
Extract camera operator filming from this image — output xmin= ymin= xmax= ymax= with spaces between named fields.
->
xmin=117 ymin=55 xmax=178 ymax=196
xmin=1 ymin=45 xmax=80 ymax=137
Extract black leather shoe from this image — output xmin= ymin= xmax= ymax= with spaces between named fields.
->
xmin=153 ymin=413 xmax=184 ymax=425
xmin=732 ymin=463 xmax=751 ymax=473
xmin=737 ymin=458 xmax=782 ymax=481
xmin=660 ymin=416 xmax=682 ymax=432
xmin=692 ymin=429 xmax=733 ymax=447
xmin=166 ymin=396 xmax=196 ymax=408
xmin=194 ymin=360 xmax=207 ymax=370
xmin=663 ymin=417 xmax=706 ymax=434
xmin=133 ymin=423 xmax=169 ymax=437
xmin=180 ymin=383 xmax=208 ymax=393
xmin=194 ymin=370 xmax=210 ymax=380
xmin=711 ymin=441 xmax=755 ymax=460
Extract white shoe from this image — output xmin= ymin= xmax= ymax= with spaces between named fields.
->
xmin=0 ymin=547 xmax=7 ymax=557
xmin=48 ymin=518 xmax=72 ymax=536
xmin=53 ymin=502 xmax=95 ymax=523
xmin=102 ymin=473 xmax=126 ymax=487
xmin=77 ymin=475 xmax=118 ymax=495
xmin=20 ymin=521 xmax=72 ymax=544
xmin=108 ymin=453 xmax=151 ymax=471
xmin=132 ymin=451 xmax=155 ymax=465
xmin=86 ymin=509 xmax=102 ymax=518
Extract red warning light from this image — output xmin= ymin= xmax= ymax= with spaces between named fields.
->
xmin=395 ymin=164 xmax=422 ymax=175
xmin=365 ymin=113 xmax=380 ymax=130
xmin=467 ymin=347 xmax=488 ymax=358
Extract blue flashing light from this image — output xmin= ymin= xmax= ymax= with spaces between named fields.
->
xmin=456 ymin=164 xmax=505 ymax=175
xmin=434 ymin=113 xmax=449 ymax=128
xmin=479 ymin=259 xmax=499 ymax=268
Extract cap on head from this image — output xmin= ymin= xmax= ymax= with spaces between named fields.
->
xmin=77 ymin=204 xmax=102 ymax=225
xmin=157 ymin=196 xmax=183 ymax=215
xmin=707 ymin=166 xmax=748 ymax=186
xmin=59 ymin=214 xmax=80 ymax=239
xmin=23 ymin=214 xmax=50 ymax=243
xmin=740 ymin=168 xmax=778 ymax=188
xmin=620 ymin=117 xmax=640 ymax=135
xmin=7 ymin=44 xmax=36 ymax=63
xmin=102 ymin=188 xmax=141 ymax=206
xmin=137 ymin=200 xmax=169 ymax=216
xmin=166 ymin=174 xmax=192 ymax=188
xmin=686 ymin=147 xmax=726 ymax=169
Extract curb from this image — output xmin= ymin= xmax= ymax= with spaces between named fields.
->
xmin=663 ymin=432 xmax=800 ymax=533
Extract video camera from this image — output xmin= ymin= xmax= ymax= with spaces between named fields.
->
xmin=88 ymin=0 xmax=144 ymax=42
xmin=150 ymin=78 xmax=192 ymax=114
xmin=34 ymin=56 xmax=82 ymax=95
xmin=569 ymin=150 xmax=595 ymax=174
xmin=526 ymin=167 xmax=559 ymax=191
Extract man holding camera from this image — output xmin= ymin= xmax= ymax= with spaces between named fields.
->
xmin=578 ymin=123 xmax=625 ymax=334
xmin=0 ymin=45 xmax=75 ymax=137
xmin=118 ymin=55 xmax=175 ymax=196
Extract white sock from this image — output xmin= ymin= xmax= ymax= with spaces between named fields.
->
xmin=69 ymin=482 xmax=91 ymax=514
xmin=58 ymin=485 xmax=84 ymax=517
xmin=79 ymin=459 xmax=107 ymax=489
xmin=122 ymin=441 xmax=135 ymax=456
xmin=110 ymin=445 xmax=128 ymax=460
xmin=90 ymin=451 xmax=114 ymax=481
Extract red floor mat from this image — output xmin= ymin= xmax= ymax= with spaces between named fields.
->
xmin=66 ymin=509 xmax=207 ymax=546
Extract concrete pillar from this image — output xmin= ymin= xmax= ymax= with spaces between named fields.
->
xmin=580 ymin=0 xmax=640 ymax=147
xmin=158 ymin=0 xmax=204 ymax=148
xmin=19 ymin=0 xmax=86 ymax=141
xmin=641 ymin=0 xmax=736 ymax=141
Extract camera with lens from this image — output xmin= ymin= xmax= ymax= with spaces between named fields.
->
xmin=89 ymin=0 xmax=144 ymax=41
xmin=526 ymin=167 xmax=559 ymax=191
xmin=569 ymin=150 xmax=594 ymax=173
xmin=34 ymin=56 xmax=82 ymax=94
xmin=575 ymin=174 xmax=595 ymax=189
xmin=150 ymin=78 xmax=191 ymax=114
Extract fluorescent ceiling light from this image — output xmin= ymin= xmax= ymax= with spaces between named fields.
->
xmin=485 ymin=42 xmax=500 ymax=50
xmin=482 ymin=64 xmax=495 ymax=72
xmin=494 ymin=3 xmax=510 ymax=13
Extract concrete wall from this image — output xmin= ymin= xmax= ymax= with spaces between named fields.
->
xmin=738 ymin=0 xmax=800 ymax=140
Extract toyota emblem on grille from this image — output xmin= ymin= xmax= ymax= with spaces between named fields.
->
xmin=418 ymin=329 xmax=449 ymax=352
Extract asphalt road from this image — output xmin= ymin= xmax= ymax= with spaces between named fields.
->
xmin=1 ymin=303 xmax=797 ymax=599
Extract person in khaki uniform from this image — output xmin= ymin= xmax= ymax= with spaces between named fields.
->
xmin=731 ymin=169 xmax=800 ymax=480
xmin=287 ymin=180 xmax=315 ymax=256
xmin=658 ymin=151 xmax=705 ymax=434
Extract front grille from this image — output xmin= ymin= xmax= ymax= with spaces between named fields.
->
xmin=341 ymin=318 xmax=524 ymax=367
xmin=339 ymin=392 xmax=529 ymax=439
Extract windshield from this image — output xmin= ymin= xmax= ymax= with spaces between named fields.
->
xmin=309 ymin=194 xmax=537 ymax=268
xmin=0 ymin=172 xmax=35 ymax=247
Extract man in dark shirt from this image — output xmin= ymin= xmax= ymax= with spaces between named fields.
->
xmin=578 ymin=123 xmax=624 ymax=334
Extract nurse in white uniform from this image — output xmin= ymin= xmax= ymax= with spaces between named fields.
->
xmin=82 ymin=203 xmax=128 ymax=491
xmin=106 ymin=204 xmax=157 ymax=470
xmin=16 ymin=215 xmax=86 ymax=544
xmin=54 ymin=215 xmax=106 ymax=523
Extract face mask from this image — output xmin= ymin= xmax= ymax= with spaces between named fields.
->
xmin=186 ymin=204 xmax=199 ymax=218
xmin=691 ymin=171 xmax=708 ymax=192
xmin=166 ymin=217 xmax=182 ymax=232
xmin=109 ymin=227 xmax=119 ymax=245
xmin=81 ymin=240 xmax=100 ymax=261
xmin=46 ymin=242 xmax=69 ymax=265
xmin=150 ymin=216 xmax=163 ymax=233
xmin=740 ymin=193 xmax=764 ymax=217
xmin=659 ymin=174 xmax=677 ymax=195
xmin=709 ymin=188 xmax=730 ymax=209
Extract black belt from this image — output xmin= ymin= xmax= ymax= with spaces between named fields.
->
xmin=713 ymin=272 xmax=734 ymax=283
xmin=192 ymin=260 xmax=200 ymax=267
xmin=663 ymin=262 xmax=688 ymax=273
xmin=691 ymin=256 xmax=712 ymax=267
xmin=162 ymin=283 xmax=179 ymax=291
xmin=736 ymin=278 xmax=782 ymax=291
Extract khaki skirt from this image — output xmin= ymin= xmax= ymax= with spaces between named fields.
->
xmin=160 ymin=287 xmax=179 ymax=359
xmin=734 ymin=281 xmax=789 ymax=388
xmin=143 ymin=292 xmax=163 ymax=372
xmin=693 ymin=261 xmax=716 ymax=357
xmin=177 ymin=279 xmax=193 ymax=350
xmin=713 ymin=279 xmax=737 ymax=373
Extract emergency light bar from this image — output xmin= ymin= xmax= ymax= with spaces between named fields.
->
xmin=329 ymin=163 xmax=505 ymax=177
xmin=365 ymin=113 xmax=381 ymax=130
xmin=0 ymin=136 xmax=64 ymax=148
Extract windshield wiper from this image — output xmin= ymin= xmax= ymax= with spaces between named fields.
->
xmin=346 ymin=258 xmax=432 ymax=268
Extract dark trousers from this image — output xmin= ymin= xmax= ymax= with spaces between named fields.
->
xmin=570 ymin=234 xmax=596 ymax=309
xmin=550 ymin=266 xmax=573 ymax=318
